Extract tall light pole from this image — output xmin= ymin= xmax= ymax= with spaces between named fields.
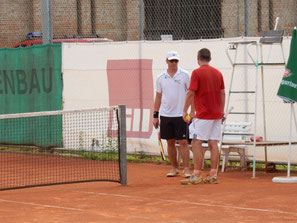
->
xmin=42 ymin=0 xmax=53 ymax=44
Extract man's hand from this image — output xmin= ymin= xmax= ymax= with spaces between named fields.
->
xmin=183 ymin=112 xmax=190 ymax=123
xmin=189 ymin=111 xmax=195 ymax=120
xmin=221 ymin=114 xmax=226 ymax=124
xmin=153 ymin=118 xmax=159 ymax=129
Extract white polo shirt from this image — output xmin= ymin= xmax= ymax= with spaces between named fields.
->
xmin=156 ymin=68 xmax=190 ymax=117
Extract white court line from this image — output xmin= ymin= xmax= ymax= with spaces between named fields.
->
xmin=0 ymin=197 xmax=184 ymax=223
xmin=81 ymin=192 xmax=297 ymax=216
xmin=0 ymin=199 xmax=82 ymax=211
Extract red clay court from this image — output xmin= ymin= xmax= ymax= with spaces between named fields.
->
xmin=1 ymin=162 xmax=297 ymax=222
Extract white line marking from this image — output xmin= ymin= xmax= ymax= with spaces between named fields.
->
xmin=0 ymin=199 xmax=82 ymax=211
xmin=81 ymin=192 xmax=297 ymax=216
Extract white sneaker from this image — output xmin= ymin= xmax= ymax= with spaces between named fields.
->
xmin=180 ymin=175 xmax=204 ymax=185
xmin=166 ymin=168 xmax=179 ymax=177
xmin=183 ymin=168 xmax=191 ymax=178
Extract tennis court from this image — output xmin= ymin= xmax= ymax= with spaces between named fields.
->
xmin=1 ymin=162 xmax=297 ymax=223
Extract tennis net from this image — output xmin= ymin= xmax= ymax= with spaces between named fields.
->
xmin=0 ymin=105 xmax=127 ymax=190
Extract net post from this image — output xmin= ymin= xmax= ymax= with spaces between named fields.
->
xmin=119 ymin=104 xmax=127 ymax=185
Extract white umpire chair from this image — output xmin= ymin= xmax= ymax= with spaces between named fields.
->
xmin=176 ymin=121 xmax=252 ymax=171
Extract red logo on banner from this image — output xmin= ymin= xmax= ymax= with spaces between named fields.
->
xmin=283 ymin=69 xmax=290 ymax=77
xmin=107 ymin=59 xmax=154 ymax=138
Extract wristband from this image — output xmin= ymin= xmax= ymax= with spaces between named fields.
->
xmin=153 ymin=111 xmax=159 ymax=118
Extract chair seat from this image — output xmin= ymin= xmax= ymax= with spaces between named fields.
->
xmin=176 ymin=142 xmax=248 ymax=170
xmin=175 ymin=121 xmax=251 ymax=171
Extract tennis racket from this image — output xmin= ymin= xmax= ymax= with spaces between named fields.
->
xmin=157 ymin=130 xmax=166 ymax=161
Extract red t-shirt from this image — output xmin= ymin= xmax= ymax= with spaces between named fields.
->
xmin=189 ymin=65 xmax=225 ymax=119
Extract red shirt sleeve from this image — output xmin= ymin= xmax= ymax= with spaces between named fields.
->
xmin=189 ymin=69 xmax=199 ymax=91
xmin=220 ymin=72 xmax=225 ymax=89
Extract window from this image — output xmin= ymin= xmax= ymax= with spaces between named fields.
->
xmin=144 ymin=0 xmax=223 ymax=40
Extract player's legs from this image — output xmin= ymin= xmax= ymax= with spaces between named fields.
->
xmin=208 ymin=140 xmax=219 ymax=175
xmin=190 ymin=119 xmax=220 ymax=175
xmin=173 ymin=117 xmax=190 ymax=171
xmin=178 ymin=139 xmax=190 ymax=168
xmin=173 ymin=117 xmax=191 ymax=177
xmin=167 ymin=139 xmax=178 ymax=169
xmin=177 ymin=139 xmax=191 ymax=177
xmin=208 ymin=119 xmax=222 ymax=177
xmin=191 ymin=139 xmax=204 ymax=175
xmin=182 ymin=118 xmax=222 ymax=184
xmin=160 ymin=116 xmax=179 ymax=176
xmin=180 ymin=138 xmax=204 ymax=185
xmin=188 ymin=118 xmax=213 ymax=178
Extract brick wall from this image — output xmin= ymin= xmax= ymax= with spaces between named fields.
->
xmin=95 ymin=0 xmax=127 ymax=41
xmin=32 ymin=0 xmax=42 ymax=32
xmin=0 ymin=0 xmax=296 ymax=48
xmin=222 ymin=0 xmax=297 ymax=37
xmin=126 ymin=0 xmax=140 ymax=40
xmin=0 ymin=0 xmax=131 ymax=48
xmin=52 ymin=0 xmax=78 ymax=38
xmin=0 ymin=0 xmax=33 ymax=47
xmin=273 ymin=0 xmax=297 ymax=35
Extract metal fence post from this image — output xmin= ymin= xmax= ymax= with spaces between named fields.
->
xmin=41 ymin=0 xmax=53 ymax=44
xmin=119 ymin=104 xmax=127 ymax=185
xmin=139 ymin=0 xmax=144 ymax=40
xmin=244 ymin=0 xmax=249 ymax=36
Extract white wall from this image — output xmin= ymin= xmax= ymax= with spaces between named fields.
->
xmin=62 ymin=37 xmax=297 ymax=163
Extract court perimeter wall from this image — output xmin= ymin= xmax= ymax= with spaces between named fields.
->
xmin=62 ymin=37 xmax=297 ymax=163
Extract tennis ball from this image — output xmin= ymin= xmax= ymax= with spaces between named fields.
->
xmin=186 ymin=115 xmax=191 ymax=121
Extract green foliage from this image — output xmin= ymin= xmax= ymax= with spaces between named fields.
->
xmin=79 ymin=131 xmax=84 ymax=151
xmin=137 ymin=150 xmax=148 ymax=159
xmin=3 ymin=144 xmax=297 ymax=172
xmin=82 ymin=152 xmax=100 ymax=160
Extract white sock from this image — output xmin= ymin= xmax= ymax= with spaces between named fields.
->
xmin=210 ymin=169 xmax=217 ymax=176
xmin=194 ymin=170 xmax=202 ymax=177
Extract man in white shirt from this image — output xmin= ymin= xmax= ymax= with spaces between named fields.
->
xmin=153 ymin=51 xmax=194 ymax=178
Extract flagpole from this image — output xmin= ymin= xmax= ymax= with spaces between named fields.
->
xmin=287 ymin=103 xmax=293 ymax=178
xmin=273 ymin=27 xmax=297 ymax=183
xmin=272 ymin=103 xmax=297 ymax=183
xmin=293 ymin=105 xmax=297 ymax=133
xmin=287 ymin=103 xmax=297 ymax=177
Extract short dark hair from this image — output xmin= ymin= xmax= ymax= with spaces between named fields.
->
xmin=198 ymin=48 xmax=211 ymax=62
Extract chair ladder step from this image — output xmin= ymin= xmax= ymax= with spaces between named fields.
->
xmin=233 ymin=62 xmax=285 ymax=66
xmin=258 ymin=62 xmax=286 ymax=66
xmin=221 ymin=154 xmax=253 ymax=158
xmin=223 ymin=133 xmax=254 ymax=136
xmin=230 ymin=91 xmax=255 ymax=94
xmin=229 ymin=112 xmax=255 ymax=115
xmin=233 ymin=63 xmax=256 ymax=66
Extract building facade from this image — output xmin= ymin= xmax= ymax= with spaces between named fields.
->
xmin=0 ymin=0 xmax=296 ymax=48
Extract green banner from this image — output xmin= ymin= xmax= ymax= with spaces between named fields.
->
xmin=277 ymin=29 xmax=297 ymax=103
xmin=0 ymin=44 xmax=63 ymax=148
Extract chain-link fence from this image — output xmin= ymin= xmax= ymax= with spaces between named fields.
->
xmin=1 ymin=0 xmax=297 ymax=48
xmin=1 ymin=0 xmax=297 ymax=165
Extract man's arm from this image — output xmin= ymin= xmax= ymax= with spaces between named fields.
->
xmin=189 ymin=99 xmax=195 ymax=118
xmin=220 ymin=89 xmax=225 ymax=114
xmin=183 ymin=90 xmax=195 ymax=122
xmin=153 ymin=92 xmax=162 ymax=128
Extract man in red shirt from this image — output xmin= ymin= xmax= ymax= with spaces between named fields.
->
xmin=181 ymin=48 xmax=225 ymax=185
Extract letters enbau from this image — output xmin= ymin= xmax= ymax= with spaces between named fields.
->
xmin=0 ymin=68 xmax=53 ymax=94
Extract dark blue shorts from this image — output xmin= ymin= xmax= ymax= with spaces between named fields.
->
xmin=160 ymin=116 xmax=188 ymax=140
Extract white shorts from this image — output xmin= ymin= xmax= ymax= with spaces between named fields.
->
xmin=189 ymin=118 xmax=221 ymax=141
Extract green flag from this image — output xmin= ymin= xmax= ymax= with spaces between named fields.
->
xmin=277 ymin=28 xmax=297 ymax=103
